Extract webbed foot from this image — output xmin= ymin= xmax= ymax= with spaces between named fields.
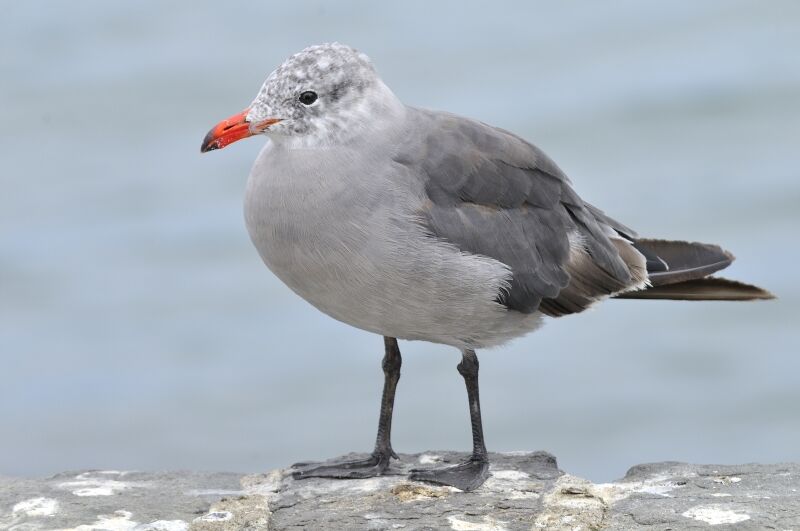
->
xmin=409 ymin=455 xmax=489 ymax=491
xmin=292 ymin=451 xmax=395 ymax=480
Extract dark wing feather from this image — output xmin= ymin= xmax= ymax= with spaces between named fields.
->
xmin=399 ymin=109 xmax=640 ymax=315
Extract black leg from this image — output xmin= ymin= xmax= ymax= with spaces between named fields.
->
xmin=374 ymin=336 xmax=402 ymax=459
xmin=409 ymin=349 xmax=490 ymax=491
xmin=293 ymin=336 xmax=402 ymax=480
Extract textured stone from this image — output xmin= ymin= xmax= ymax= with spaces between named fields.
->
xmin=0 ymin=470 xmax=242 ymax=530
xmin=2 ymin=453 xmax=798 ymax=530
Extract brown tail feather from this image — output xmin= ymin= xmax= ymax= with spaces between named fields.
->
xmin=614 ymin=277 xmax=775 ymax=301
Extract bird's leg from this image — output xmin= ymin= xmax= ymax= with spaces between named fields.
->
xmin=409 ymin=349 xmax=490 ymax=491
xmin=292 ymin=336 xmax=402 ymax=480
xmin=373 ymin=336 xmax=402 ymax=460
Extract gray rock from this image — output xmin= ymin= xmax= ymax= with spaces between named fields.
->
xmin=1 ymin=453 xmax=798 ymax=530
xmin=0 ymin=470 xmax=242 ymax=530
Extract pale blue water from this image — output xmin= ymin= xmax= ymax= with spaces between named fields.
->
xmin=1 ymin=1 xmax=799 ymax=482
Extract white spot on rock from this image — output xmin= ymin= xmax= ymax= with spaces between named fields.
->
xmin=198 ymin=511 xmax=233 ymax=522
xmin=134 ymin=520 xmax=188 ymax=531
xmin=349 ymin=477 xmax=386 ymax=493
xmin=682 ymin=505 xmax=750 ymax=525
xmin=490 ymin=470 xmax=530 ymax=481
xmin=12 ymin=497 xmax=59 ymax=517
xmin=74 ymin=486 xmax=119 ymax=496
xmin=447 ymin=515 xmax=508 ymax=531
xmin=505 ymin=490 xmax=540 ymax=500
xmin=58 ymin=471 xmax=141 ymax=496
xmin=710 ymin=492 xmax=732 ymax=497
xmin=639 ymin=482 xmax=680 ymax=497
xmin=69 ymin=510 xmax=138 ymax=531
xmin=595 ymin=472 xmax=682 ymax=502
xmin=418 ymin=454 xmax=442 ymax=465
xmin=712 ymin=476 xmax=742 ymax=485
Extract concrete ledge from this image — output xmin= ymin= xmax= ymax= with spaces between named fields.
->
xmin=2 ymin=452 xmax=799 ymax=530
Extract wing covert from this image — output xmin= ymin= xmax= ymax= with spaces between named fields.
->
xmin=398 ymin=109 xmax=641 ymax=315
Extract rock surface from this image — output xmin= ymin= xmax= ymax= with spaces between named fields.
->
xmin=2 ymin=452 xmax=799 ymax=530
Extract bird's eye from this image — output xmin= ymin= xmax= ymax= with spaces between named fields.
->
xmin=299 ymin=91 xmax=318 ymax=105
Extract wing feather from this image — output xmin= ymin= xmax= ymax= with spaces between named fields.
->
xmin=400 ymin=108 xmax=644 ymax=315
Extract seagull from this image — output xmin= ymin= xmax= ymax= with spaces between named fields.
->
xmin=200 ymin=43 xmax=773 ymax=491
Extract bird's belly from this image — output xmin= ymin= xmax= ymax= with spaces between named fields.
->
xmin=244 ymin=185 xmax=428 ymax=338
xmin=257 ymin=228 xmax=390 ymax=329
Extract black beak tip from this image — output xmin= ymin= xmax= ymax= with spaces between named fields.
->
xmin=200 ymin=132 xmax=218 ymax=153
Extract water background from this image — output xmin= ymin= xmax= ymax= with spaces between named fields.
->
xmin=1 ymin=1 xmax=799 ymax=482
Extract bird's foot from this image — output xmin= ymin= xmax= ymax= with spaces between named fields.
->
xmin=409 ymin=455 xmax=489 ymax=492
xmin=292 ymin=451 xmax=396 ymax=480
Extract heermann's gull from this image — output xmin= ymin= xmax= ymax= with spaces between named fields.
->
xmin=200 ymin=43 xmax=773 ymax=491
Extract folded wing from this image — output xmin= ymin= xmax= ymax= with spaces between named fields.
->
xmin=398 ymin=109 xmax=648 ymax=316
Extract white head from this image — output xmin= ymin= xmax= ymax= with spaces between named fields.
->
xmin=201 ymin=43 xmax=404 ymax=151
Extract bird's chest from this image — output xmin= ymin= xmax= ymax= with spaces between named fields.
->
xmin=242 ymin=146 xmax=410 ymax=319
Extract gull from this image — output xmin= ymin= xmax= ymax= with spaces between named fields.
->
xmin=200 ymin=43 xmax=772 ymax=491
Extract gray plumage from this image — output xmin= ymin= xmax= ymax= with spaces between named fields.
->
xmin=236 ymin=43 xmax=770 ymax=350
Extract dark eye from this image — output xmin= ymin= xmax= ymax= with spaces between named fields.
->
xmin=299 ymin=91 xmax=318 ymax=105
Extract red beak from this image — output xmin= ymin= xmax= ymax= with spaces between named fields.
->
xmin=200 ymin=109 xmax=281 ymax=153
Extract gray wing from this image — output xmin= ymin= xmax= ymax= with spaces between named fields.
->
xmin=396 ymin=109 xmax=644 ymax=316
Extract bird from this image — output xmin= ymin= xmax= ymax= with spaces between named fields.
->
xmin=200 ymin=43 xmax=773 ymax=492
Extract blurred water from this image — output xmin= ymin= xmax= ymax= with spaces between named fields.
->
xmin=1 ymin=1 xmax=798 ymax=482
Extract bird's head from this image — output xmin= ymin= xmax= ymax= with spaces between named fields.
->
xmin=201 ymin=43 xmax=402 ymax=152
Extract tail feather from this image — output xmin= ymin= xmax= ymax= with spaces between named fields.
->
xmin=632 ymin=239 xmax=734 ymax=286
xmin=615 ymin=277 xmax=775 ymax=301
xmin=613 ymin=238 xmax=774 ymax=301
